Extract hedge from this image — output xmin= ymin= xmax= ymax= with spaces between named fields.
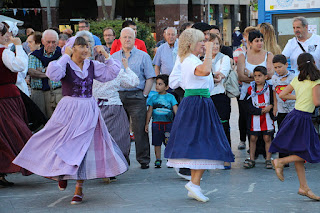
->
xmin=89 ymin=19 xmax=156 ymax=57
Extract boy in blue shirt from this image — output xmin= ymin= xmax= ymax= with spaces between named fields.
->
xmin=145 ymin=74 xmax=178 ymax=168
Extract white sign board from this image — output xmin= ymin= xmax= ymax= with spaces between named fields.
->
xmin=308 ymin=25 xmax=317 ymax=34
xmin=266 ymin=0 xmax=320 ymax=11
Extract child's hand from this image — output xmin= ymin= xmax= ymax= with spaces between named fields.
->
xmin=145 ymin=124 xmax=149 ymax=133
xmin=273 ymin=106 xmax=277 ymax=117
xmin=262 ymin=105 xmax=273 ymax=114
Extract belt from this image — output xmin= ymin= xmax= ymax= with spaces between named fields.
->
xmin=32 ymin=86 xmax=61 ymax=91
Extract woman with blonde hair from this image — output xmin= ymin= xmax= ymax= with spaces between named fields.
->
xmin=165 ymin=28 xmax=234 ymax=202
xmin=258 ymin=22 xmax=282 ymax=55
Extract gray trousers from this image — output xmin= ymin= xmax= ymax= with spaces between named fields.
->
xmin=30 ymin=88 xmax=62 ymax=118
xmin=119 ymin=90 xmax=150 ymax=165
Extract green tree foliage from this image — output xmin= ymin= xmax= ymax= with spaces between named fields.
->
xmin=89 ymin=19 xmax=156 ymax=57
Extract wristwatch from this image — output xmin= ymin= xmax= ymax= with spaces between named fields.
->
xmin=143 ymin=94 xmax=148 ymax=98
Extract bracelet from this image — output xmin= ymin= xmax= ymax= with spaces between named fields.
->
xmin=248 ymin=72 xmax=251 ymax=78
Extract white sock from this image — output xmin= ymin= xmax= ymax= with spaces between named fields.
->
xmin=189 ymin=181 xmax=201 ymax=189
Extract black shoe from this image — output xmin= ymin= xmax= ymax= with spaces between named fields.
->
xmin=0 ymin=178 xmax=14 ymax=187
xmin=141 ymin=164 xmax=149 ymax=169
xmin=109 ymin=176 xmax=117 ymax=182
xmin=179 ymin=168 xmax=191 ymax=176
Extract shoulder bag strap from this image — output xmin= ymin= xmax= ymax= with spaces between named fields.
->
xmin=296 ymin=38 xmax=306 ymax=53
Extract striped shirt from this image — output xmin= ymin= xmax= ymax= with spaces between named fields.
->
xmin=247 ymin=86 xmax=274 ymax=132
xmin=28 ymin=51 xmax=62 ymax=89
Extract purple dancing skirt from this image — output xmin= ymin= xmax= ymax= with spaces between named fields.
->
xmin=269 ymin=109 xmax=320 ymax=163
xmin=13 ymin=96 xmax=128 ymax=180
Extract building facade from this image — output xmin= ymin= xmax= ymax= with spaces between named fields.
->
xmin=1 ymin=0 xmax=251 ymax=45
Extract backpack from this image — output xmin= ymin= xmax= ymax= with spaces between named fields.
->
xmin=223 ymin=67 xmax=240 ymax=98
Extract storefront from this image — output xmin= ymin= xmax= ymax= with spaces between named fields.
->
xmin=258 ymin=0 xmax=320 ymax=50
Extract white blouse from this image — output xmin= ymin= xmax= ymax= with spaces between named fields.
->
xmin=1 ymin=44 xmax=28 ymax=73
xmin=211 ymin=55 xmax=231 ymax=96
xmin=181 ymin=54 xmax=214 ymax=91
xmin=92 ymin=67 xmax=139 ymax=105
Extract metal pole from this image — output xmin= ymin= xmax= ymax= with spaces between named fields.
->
xmin=207 ymin=0 xmax=210 ymax=24
xmin=47 ymin=0 xmax=52 ymax=28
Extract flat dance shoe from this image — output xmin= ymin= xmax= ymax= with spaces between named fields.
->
xmin=272 ymin=159 xmax=284 ymax=182
xmin=70 ymin=194 xmax=84 ymax=205
xmin=298 ymin=189 xmax=320 ymax=201
xmin=58 ymin=180 xmax=67 ymax=191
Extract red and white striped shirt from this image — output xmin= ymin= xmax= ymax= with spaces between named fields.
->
xmin=247 ymin=86 xmax=274 ymax=132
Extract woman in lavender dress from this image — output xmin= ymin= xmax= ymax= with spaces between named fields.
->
xmin=13 ymin=37 xmax=128 ymax=204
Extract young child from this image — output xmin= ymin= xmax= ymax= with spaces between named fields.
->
xmin=272 ymin=54 xmax=295 ymax=165
xmin=244 ymin=66 xmax=275 ymax=169
xmin=145 ymin=74 xmax=178 ymax=168
xmin=270 ymin=53 xmax=320 ymax=201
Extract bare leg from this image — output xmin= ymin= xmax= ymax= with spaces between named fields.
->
xmin=75 ymin=180 xmax=84 ymax=195
xmin=71 ymin=180 xmax=84 ymax=204
xmin=249 ymin=135 xmax=258 ymax=160
xmin=263 ymin=135 xmax=272 ymax=160
xmin=294 ymin=161 xmax=309 ymax=191
xmin=185 ymin=169 xmax=208 ymax=202
xmin=154 ymin=146 xmax=161 ymax=160
xmin=191 ymin=169 xmax=205 ymax=186
xmin=277 ymin=155 xmax=304 ymax=165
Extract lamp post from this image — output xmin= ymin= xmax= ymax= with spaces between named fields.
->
xmin=47 ymin=0 xmax=52 ymax=28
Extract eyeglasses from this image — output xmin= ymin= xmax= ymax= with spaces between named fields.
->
xmin=78 ymin=26 xmax=87 ymax=28
xmin=104 ymin=34 xmax=115 ymax=37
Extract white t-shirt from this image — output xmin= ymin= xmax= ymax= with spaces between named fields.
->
xmin=169 ymin=56 xmax=182 ymax=89
xmin=181 ymin=54 xmax=214 ymax=91
xmin=282 ymin=34 xmax=320 ymax=74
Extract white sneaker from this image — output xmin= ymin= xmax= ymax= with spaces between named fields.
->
xmin=175 ymin=168 xmax=191 ymax=181
xmin=185 ymin=183 xmax=209 ymax=202
xmin=238 ymin=141 xmax=246 ymax=150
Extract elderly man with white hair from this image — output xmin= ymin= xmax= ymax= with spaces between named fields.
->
xmin=28 ymin=29 xmax=62 ymax=118
xmin=153 ymin=27 xmax=178 ymax=76
xmin=112 ymin=27 xmax=155 ymax=169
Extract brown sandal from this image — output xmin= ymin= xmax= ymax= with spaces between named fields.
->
xmin=265 ymin=160 xmax=273 ymax=169
xmin=271 ymin=159 xmax=284 ymax=181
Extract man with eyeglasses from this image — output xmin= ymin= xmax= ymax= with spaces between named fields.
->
xmin=78 ymin=20 xmax=102 ymax=46
xmin=103 ymin=27 xmax=116 ymax=53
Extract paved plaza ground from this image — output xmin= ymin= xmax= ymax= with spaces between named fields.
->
xmin=1 ymin=98 xmax=320 ymax=213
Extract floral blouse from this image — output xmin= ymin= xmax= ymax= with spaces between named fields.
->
xmin=92 ymin=67 xmax=139 ymax=105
